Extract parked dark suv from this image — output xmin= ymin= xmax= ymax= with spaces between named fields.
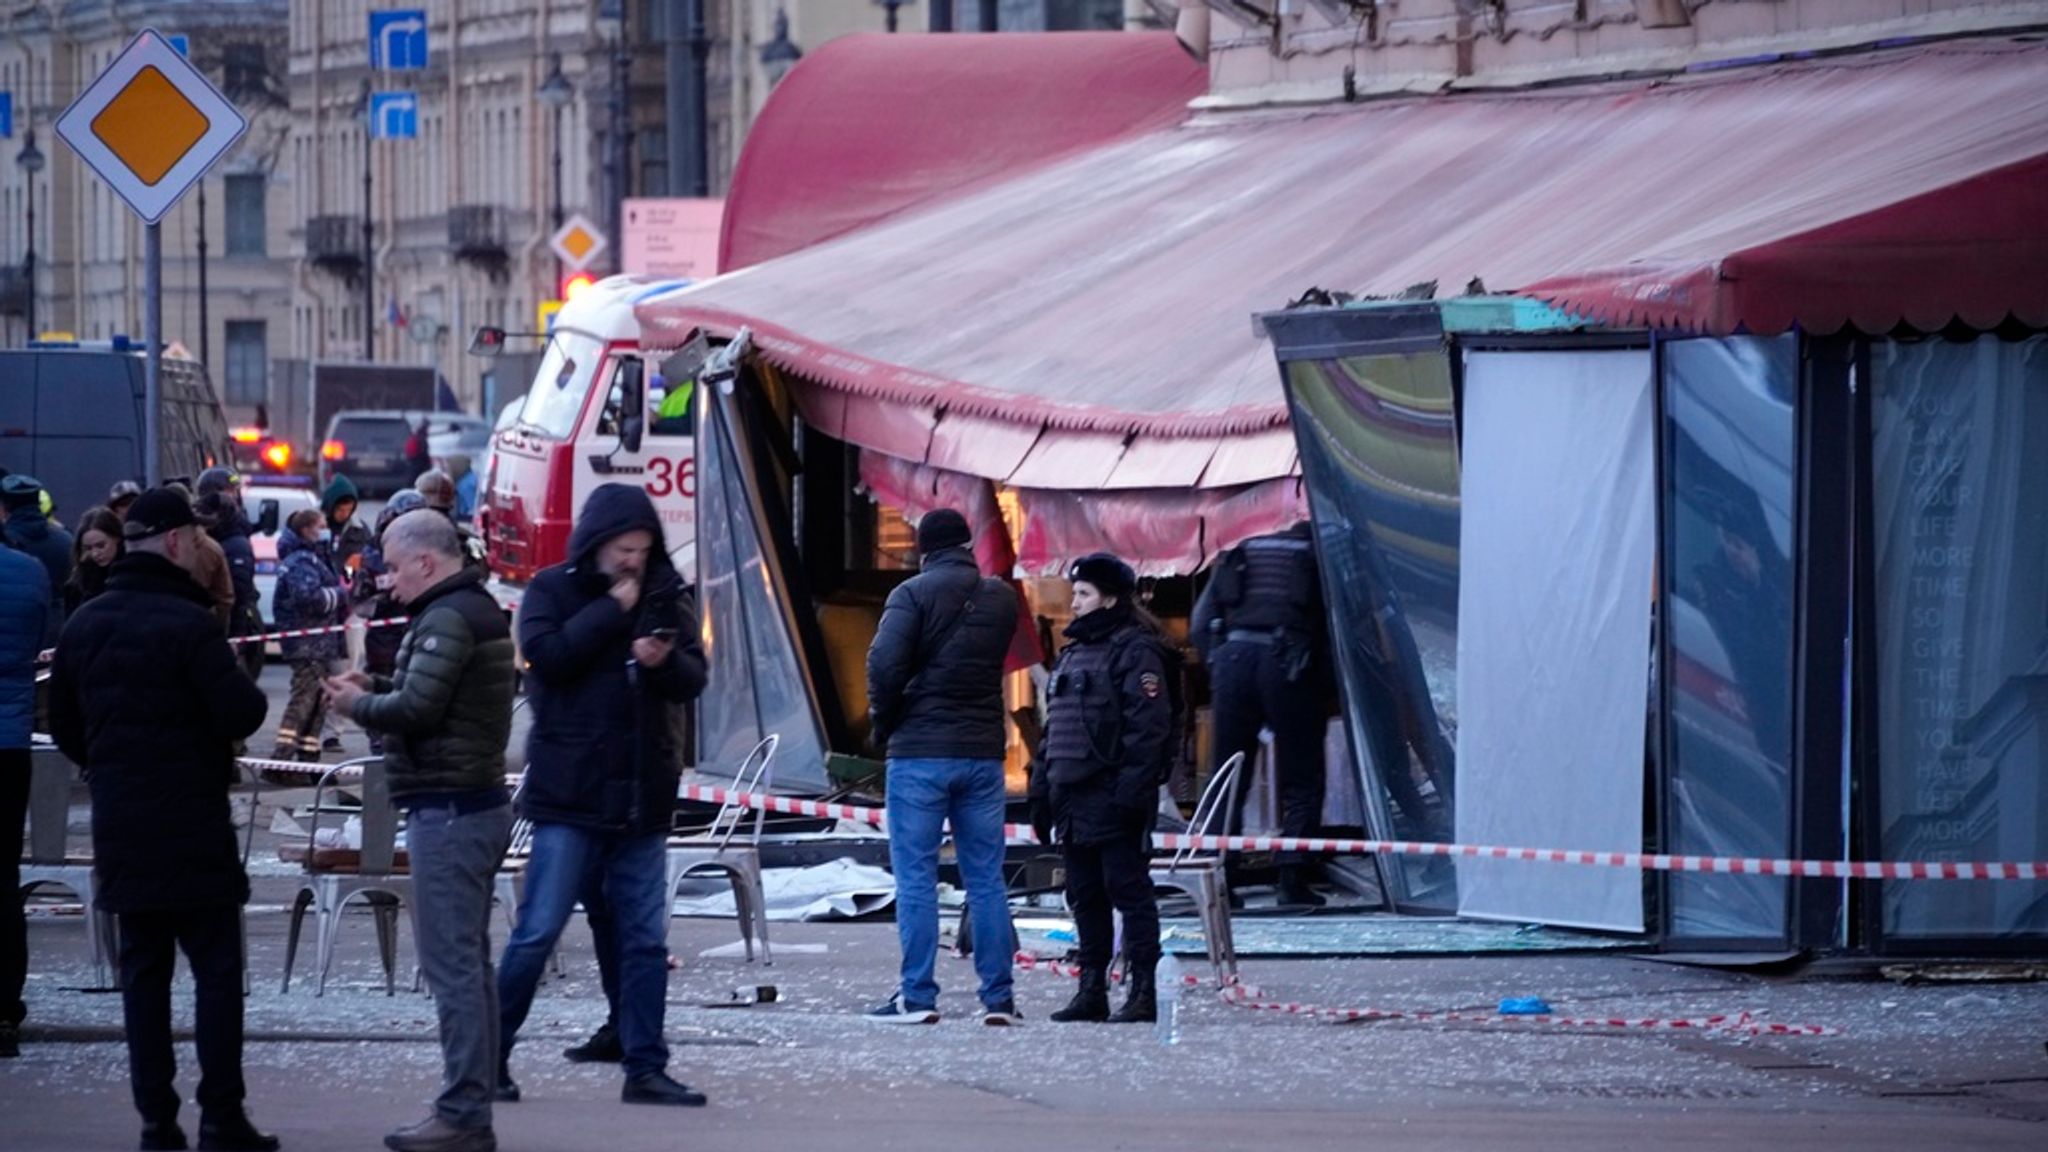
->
xmin=318 ymin=410 xmax=419 ymax=498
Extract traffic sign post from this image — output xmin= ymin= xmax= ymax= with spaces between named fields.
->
xmin=369 ymin=10 xmax=430 ymax=71
xmin=370 ymin=91 xmax=419 ymax=139
xmin=550 ymin=213 xmax=608 ymax=270
xmin=57 ymin=27 xmax=248 ymax=485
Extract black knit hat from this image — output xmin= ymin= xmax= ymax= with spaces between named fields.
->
xmin=1068 ymin=552 xmax=1136 ymax=599
xmin=915 ymin=508 xmax=972 ymax=556
xmin=123 ymin=489 xmax=199 ymax=540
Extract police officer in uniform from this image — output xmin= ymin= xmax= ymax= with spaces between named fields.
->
xmin=1192 ymin=520 xmax=1331 ymax=907
xmin=1031 ymin=553 xmax=1174 ymax=1025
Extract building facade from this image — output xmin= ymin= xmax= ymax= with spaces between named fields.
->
xmin=1 ymin=0 xmax=294 ymax=424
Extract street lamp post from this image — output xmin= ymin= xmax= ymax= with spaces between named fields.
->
xmin=537 ymin=56 xmax=574 ymax=284
xmin=17 ymin=130 xmax=46 ymax=341
xmin=354 ymin=80 xmax=374 ymax=361
xmin=599 ymin=1 xmax=630 ymax=273
xmin=759 ymin=9 xmax=803 ymax=89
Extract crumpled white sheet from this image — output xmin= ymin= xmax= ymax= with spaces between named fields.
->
xmin=671 ymin=857 xmax=897 ymax=922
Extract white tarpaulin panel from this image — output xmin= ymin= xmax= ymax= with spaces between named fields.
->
xmin=1454 ymin=348 xmax=1655 ymax=932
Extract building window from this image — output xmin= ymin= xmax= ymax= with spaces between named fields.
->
xmin=224 ymin=320 xmax=267 ymax=405
xmin=225 ymin=173 xmax=266 ymax=257
xmin=640 ymin=127 xmax=669 ymax=198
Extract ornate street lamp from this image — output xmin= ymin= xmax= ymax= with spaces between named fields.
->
xmin=759 ymin=9 xmax=803 ymax=89
xmin=537 ymin=55 xmax=574 ymax=282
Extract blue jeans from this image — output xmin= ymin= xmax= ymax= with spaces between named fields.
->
xmin=407 ymin=799 xmax=514 ymax=1131
xmin=498 ymin=825 xmax=672 ymax=1079
xmin=885 ymin=757 xmax=1014 ymax=1011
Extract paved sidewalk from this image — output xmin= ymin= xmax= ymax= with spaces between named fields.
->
xmin=5 ymin=879 xmax=2045 ymax=1152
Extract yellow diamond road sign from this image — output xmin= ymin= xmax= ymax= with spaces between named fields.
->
xmin=550 ymin=214 xmax=608 ymax=271
xmin=57 ymin=28 xmax=248 ymax=224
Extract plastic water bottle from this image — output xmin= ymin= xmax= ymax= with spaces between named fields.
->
xmin=1154 ymin=953 xmax=1183 ymax=1046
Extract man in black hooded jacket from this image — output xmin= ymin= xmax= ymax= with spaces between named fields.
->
xmin=497 ymin=483 xmax=710 ymax=1108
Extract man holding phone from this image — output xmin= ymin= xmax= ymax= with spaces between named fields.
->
xmin=495 ymin=484 xmax=710 ymax=1109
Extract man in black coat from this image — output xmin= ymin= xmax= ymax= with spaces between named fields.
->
xmin=1 ymin=474 xmax=72 ymax=636
xmin=498 ymin=484 xmax=710 ymax=1108
xmin=861 ymin=508 xmax=1020 ymax=1025
xmin=48 ymin=489 xmax=277 ymax=1152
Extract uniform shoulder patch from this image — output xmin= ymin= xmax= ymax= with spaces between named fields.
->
xmin=1139 ymin=672 xmax=1162 ymax=699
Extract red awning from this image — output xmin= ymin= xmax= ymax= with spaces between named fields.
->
xmin=643 ymin=38 xmax=2048 ymax=570
xmin=720 ymin=31 xmax=1207 ymax=271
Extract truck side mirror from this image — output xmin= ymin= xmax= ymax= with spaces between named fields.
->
xmin=256 ymin=499 xmax=281 ymax=537
xmin=618 ymin=358 xmax=646 ymax=454
xmin=468 ymin=325 xmax=508 ymax=358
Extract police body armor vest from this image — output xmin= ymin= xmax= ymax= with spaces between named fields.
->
xmin=1224 ymin=535 xmax=1317 ymax=634
xmin=1042 ymin=635 xmax=1124 ymax=784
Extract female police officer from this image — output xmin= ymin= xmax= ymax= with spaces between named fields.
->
xmin=1031 ymin=553 xmax=1174 ymax=1024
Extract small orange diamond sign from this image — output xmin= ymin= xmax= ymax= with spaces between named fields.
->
xmin=550 ymin=213 xmax=609 ymax=271
xmin=57 ymin=28 xmax=248 ymax=223
xmin=90 ymin=66 xmax=211 ymax=186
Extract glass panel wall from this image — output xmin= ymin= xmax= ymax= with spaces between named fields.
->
xmin=1662 ymin=335 xmax=1798 ymax=941
xmin=696 ymin=382 xmax=831 ymax=791
xmin=1871 ymin=335 xmax=2048 ymax=941
xmin=1286 ymin=351 xmax=1460 ymax=909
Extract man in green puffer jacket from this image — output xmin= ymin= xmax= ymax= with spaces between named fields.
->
xmin=325 ymin=510 xmax=514 ymax=1152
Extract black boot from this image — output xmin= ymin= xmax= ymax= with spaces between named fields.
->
xmin=1107 ymin=970 xmax=1157 ymax=1024
xmin=1048 ymin=967 xmax=1111 ymax=1023
xmin=140 ymin=1119 xmax=188 ymax=1152
xmin=196 ymin=1109 xmax=279 ymax=1152
xmin=1278 ymin=867 xmax=1325 ymax=909
xmin=562 ymin=1021 xmax=622 ymax=1063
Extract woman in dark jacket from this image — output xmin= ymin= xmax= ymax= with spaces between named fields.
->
xmin=1033 ymin=552 xmax=1174 ymax=1025
xmin=64 ymin=506 xmax=125 ymax=616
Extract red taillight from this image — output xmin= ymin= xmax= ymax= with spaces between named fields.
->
xmin=230 ymin=426 xmax=263 ymax=444
xmin=262 ymin=442 xmax=292 ymax=470
xmin=321 ymin=440 xmax=346 ymax=461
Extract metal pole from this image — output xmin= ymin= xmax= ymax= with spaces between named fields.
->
xmin=931 ymin=0 xmax=953 ymax=31
xmin=145 ymin=224 xmax=163 ymax=487
xmin=551 ymin=106 xmax=565 ymax=284
xmin=685 ymin=0 xmax=709 ymax=196
xmin=197 ymin=181 xmax=210 ymax=371
xmin=610 ymin=33 xmax=629 ymax=272
xmin=979 ymin=0 xmax=998 ymax=31
xmin=22 ymin=150 xmax=35 ymax=340
xmin=363 ymin=123 xmax=374 ymax=360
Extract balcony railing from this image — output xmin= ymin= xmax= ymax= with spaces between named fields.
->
xmin=306 ymin=215 xmax=365 ymax=279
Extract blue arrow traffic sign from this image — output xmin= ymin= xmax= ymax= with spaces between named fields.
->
xmin=167 ymin=34 xmax=190 ymax=57
xmin=369 ymin=91 xmax=419 ymax=140
xmin=0 ymin=92 xmax=11 ymax=139
xmin=368 ymin=9 xmax=429 ymax=71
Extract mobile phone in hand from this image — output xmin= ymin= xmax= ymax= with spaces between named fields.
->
xmin=647 ymin=627 xmax=678 ymax=641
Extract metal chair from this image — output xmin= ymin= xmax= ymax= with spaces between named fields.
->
xmin=666 ymin=735 xmax=778 ymax=965
xmin=18 ymin=739 xmax=118 ymax=989
xmin=1148 ymin=751 xmax=1245 ymax=985
xmin=280 ymin=756 xmax=411 ymax=995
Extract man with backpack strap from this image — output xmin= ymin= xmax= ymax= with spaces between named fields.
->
xmin=863 ymin=509 xmax=1021 ymax=1026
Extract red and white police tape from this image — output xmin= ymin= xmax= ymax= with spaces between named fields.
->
xmin=673 ymin=783 xmax=2048 ymax=881
xmin=1010 ymin=952 xmax=1840 ymax=1036
xmin=36 ymin=601 xmax=521 ymax=664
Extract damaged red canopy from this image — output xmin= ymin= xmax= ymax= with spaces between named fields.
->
xmin=644 ymin=37 xmax=2048 ymax=571
xmin=720 ymin=31 xmax=1207 ymax=271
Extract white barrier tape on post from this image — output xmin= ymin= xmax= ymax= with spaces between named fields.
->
xmin=1011 ymin=953 xmax=1839 ymax=1036
xmin=674 ymin=783 xmax=2048 ymax=880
